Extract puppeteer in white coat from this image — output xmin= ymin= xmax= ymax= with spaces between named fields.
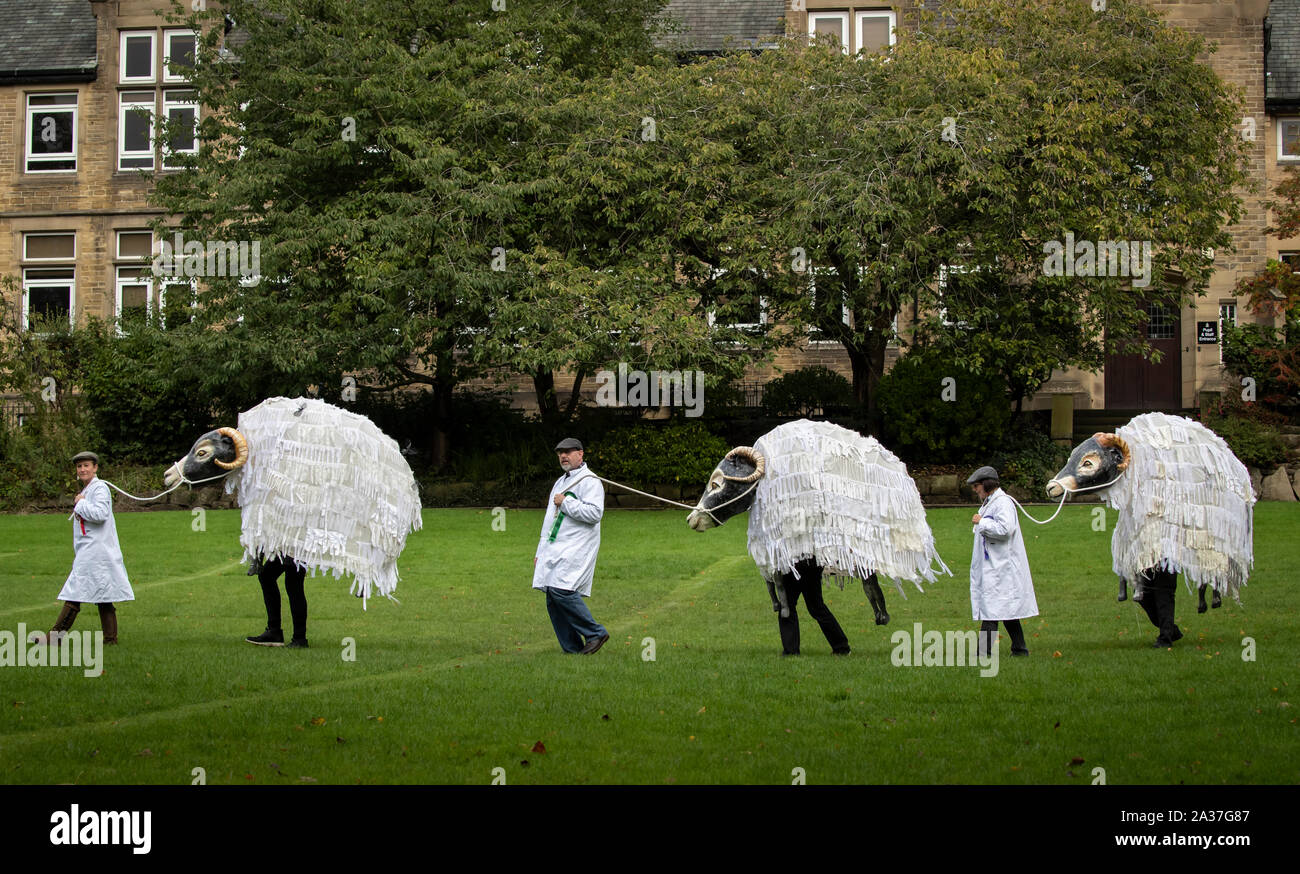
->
xmin=35 ymin=451 xmax=134 ymax=646
xmin=970 ymin=486 xmax=1038 ymax=621
xmin=532 ymin=438 xmax=610 ymax=654
xmin=533 ymin=464 xmax=605 ymax=597
xmin=61 ymin=477 xmax=135 ymax=605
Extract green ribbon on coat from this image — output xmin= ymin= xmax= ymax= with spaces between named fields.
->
xmin=547 ymin=491 xmax=578 ymax=542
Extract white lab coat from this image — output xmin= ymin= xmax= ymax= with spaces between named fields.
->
xmin=58 ymin=477 xmax=135 ymax=604
xmin=532 ymin=464 xmax=605 ymax=597
xmin=970 ymin=488 xmax=1037 ymax=620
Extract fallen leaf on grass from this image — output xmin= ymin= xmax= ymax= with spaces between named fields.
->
xmin=601 ymin=714 xmax=610 ymax=721
xmin=531 ymin=741 xmax=546 ymax=754
xmin=520 ymin=760 xmax=530 ymax=767
xmin=137 ymin=749 xmax=153 ymax=757
xmin=300 ymin=776 xmax=317 ymax=782
xmin=309 ymin=717 xmax=326 ymax=727
xmin=336 ymin=737 xmax=345 ymax=744
xmin=1052 ymin=651 xmax=1063 ymax=658
xmin=1069 ymin=756 xmax=1085 ymax=766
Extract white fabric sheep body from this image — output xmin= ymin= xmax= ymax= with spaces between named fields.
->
xmin=746 ymin=420 xmax=950 ymax=593
xmin=224 ymin=397 xmax=423 ymax=604
xmin=1106 ymin=413 xmax=1254 ymax=600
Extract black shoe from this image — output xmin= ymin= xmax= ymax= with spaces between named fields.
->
xmin=287 ymin=637 xmax=309 ymax=649
xmin=579 ymin=633 xmax=609 ymax=655
xmin=833 ymin=647 xmax=851 ymax=656
xmin=245 ymin=628 xmax=284 ymax=646
xmin=1010 ymin=649 xmax=1029 ymax=657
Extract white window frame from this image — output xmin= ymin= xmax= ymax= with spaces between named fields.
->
xmin=162 ymin=29 xmax=197 ymax=83
xmin=937 ymin=262 xmax=981 ymax=328
xmin=1278 ymin=117 xmax=1300 ymax=163
xmin=22 ymin=232 xmax=76 ymax=262
xmin=856 ymin=10 xmax=897 ymax=52
xmin=118 ymin=91 xmax=156 ymax=171
xmin=25 ymin=93 xmax=78 ymax=173
xmin=806 ymin=267 xmax=852 ymax=344
xmin=115 ymin=266 xmax=156 ymax=328
xmin=160 ymin=277 xmax=198 ymax=328
xmin=162 ymin=90 xmax=199 ymax=168
xmin=703 ymin=267 xmax=767 ymax=332
xmin=116 ymin=230 xmax=154 ymax=261
xmin=22 ymin=268 xmax=75 ymax=331
xmin=1218 ymin=300 xmax=1237 ymax=366
xmin=119 ymin=31 xmax=157 ymax=84
xmin=808 ymin=11 xmax=850 ymax=55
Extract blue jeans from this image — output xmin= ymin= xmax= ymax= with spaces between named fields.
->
xmin=544 ymin=586 xmax=607 ymax=653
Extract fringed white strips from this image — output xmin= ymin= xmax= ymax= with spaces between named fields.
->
xmin=1107 ymin=413 xmax=1255 ymax=601
xmin=231 ymin=397 xmax=422 ymax=604
xmin=745 ymin=420 xmax=951 ymax=595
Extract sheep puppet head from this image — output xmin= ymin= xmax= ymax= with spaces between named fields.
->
xmin=1045 ymin=412 xmax=1255 ymax=601
xmin=164 ymin=397 xmax=423 ymax=606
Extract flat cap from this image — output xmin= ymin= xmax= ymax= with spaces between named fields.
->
xmin=71 ymin=451 xmax=100 ymax=465
xmin=554 ymin=437 xmax=584 ymax=452
xmin=966 ymin=465 xmax=998 ymax=484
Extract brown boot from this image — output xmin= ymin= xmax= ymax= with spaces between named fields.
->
xmin=48 ymin=601 xmax=81 ymax=645
xmin=98 ymin=603 xmax=118 ymax=645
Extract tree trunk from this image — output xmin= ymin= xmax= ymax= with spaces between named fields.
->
xmin=533 ymin=370 xmax=560 ymax=426
xmin=563 ymin=368 xmax=587 ymax=421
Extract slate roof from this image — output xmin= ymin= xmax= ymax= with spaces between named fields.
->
xmin=657 ymin=0 xmax=787 ymax=52
xmin=0 ymin=0 xmax=97 ymax=83
xmin=1267 ymin=0 xmax=1300 ymax=108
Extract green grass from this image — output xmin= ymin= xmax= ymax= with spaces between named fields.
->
xmin=0 ymin=504 xmax=1295 ymax=785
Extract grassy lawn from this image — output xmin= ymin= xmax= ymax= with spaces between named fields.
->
xmin=0 ymin=503 xmax=1295 ymax=786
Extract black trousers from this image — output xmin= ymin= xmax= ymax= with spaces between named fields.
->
xmin=979 ymin=619 xmax=1027 ymax=655
xmin=258 ymin=556 xmax=307 ymax=640
xmin=1136 ymin=566 xmax=1181 ymax=645
xmin=777 ymin=560 xmax=850 ymax=655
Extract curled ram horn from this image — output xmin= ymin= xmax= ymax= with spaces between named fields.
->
xmin=725 ymin=446 xmax=766 ymax=483
xmin=1094 ymin=432 xmax=1131 ymax=473
xmin=214 ymin=427 xmax=249 ymax=470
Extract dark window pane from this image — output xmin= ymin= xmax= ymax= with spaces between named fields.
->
xmin=28 ymin=286 xmax=70 ymax=327
xmin=29 ymin=111 xmax=74 ymax=155
xmin=124 ymin=34 xmax=153 ymax=79
xmin=167 ymin=33 xmax=196 ymax=73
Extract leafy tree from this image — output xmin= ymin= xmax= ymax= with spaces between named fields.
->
xmin=684 ymin=0 xmax=1248 ymax=430
xmin=150 ymin=0 xmax=782 ymax=462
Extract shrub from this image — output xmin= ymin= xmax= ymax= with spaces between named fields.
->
xmin=988 ymin=425 xmax=1071 ymax=495
xmin=1204 ymin=415 xmax=1288 ymax=469
xmin=0 ymin=399 xmax=102 ymax=509
xmin=760 ymin=366 xmax=854 ymax=417
xmin=877 ymin=349 xmax=1012 ymax=463
xmin=1221 ymin=322 xmax=1300 ymax=420
xmin=586 ymin=421 xmax=731 ymax=488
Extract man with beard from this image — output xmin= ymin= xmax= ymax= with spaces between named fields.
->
xmin=533 ymin=438 xmax=609 ymax=654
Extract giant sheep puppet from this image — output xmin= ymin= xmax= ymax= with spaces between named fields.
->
xmin=164 ymin=397 xmax=423 ymax=605
xmin=1046 ymin=412 xmax=1254 ymax=645
xmin=687 ymin=419 xmax=951 ymax=627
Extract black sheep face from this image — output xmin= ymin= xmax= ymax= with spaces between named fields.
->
xmin=164 ymin=427 xmax=248 ymax=487
xmin=1046 ymin=432 xmax=1130 ymax=499
xmin=687 ymin=448 xmax=765 ymax=531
